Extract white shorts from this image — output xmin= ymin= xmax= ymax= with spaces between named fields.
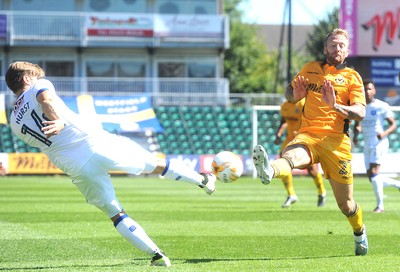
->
xmin=91 ymin=133 xmax=158 ymax=174
xmin=363 ymin=138 xmax=389 ymax=169
xmin=71 ymin=134 xmax=159 ymax=217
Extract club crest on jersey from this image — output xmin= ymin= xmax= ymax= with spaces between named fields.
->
xmin=335 ymin=76 xmax=345 ymax=85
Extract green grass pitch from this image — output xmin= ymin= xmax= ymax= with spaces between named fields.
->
xmin=0 ymin=174 xmax=399 ymax=271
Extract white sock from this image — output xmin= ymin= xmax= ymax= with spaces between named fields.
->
xmin=161 ymin=159 xmax=203 ymax=186
xmin=371 ymin=175 xmax=384 ymax=210
xmin=114 ymin=214 xmax=159 ymax=256
xmin=379 ymin=175 xmax=400 ymax=189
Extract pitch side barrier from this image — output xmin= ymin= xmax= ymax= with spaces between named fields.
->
xmin=0 ymin=153 xmax=254 ymax=176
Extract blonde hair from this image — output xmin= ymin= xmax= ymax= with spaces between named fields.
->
xmin=5 ymin=61 xmax=45 ymax=93
xmin=325 ymin=28 xmax=349 ymax=47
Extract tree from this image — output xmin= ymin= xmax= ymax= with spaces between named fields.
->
xmin=224 ymin=0 xmax=278 ymax=94
xmin=305 ymin=8 xmax=339 ymax=61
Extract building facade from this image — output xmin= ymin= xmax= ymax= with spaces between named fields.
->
xmin=0 ymin=0 xmax=229 ymax=105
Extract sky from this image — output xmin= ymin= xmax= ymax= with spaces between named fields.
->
xmin=238 ymin=0 xmax=340 ymax=25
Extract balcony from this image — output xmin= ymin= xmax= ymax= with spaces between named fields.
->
xmin=1 ymin=77 xmax=230 ymax=106
xmin=0 ymin=11 xmax=229 ymax=48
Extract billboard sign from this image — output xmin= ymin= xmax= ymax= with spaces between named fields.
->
xmin=0 ymin=14 xmax=6 ymax=39
xmin=87 ymin=14 xmax=153 ymax=37
xmin=340 ymin=0 xmax=400 ymax=56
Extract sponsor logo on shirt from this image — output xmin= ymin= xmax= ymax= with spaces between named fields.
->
xmin=13 ymin=95 xmax=30 ymax=124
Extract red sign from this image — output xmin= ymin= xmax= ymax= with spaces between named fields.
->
xmin=87 ymin=29 xmax=153 ymax=37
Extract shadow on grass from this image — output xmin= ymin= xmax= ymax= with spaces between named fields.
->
xmin=0 ymin=260 xmax=147 ymax=271
xmin=0 ymin=255 xmax=354 ymax=270
xmin=183 ymin=254 xmax=353 ymax=264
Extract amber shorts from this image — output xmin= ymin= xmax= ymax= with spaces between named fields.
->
xmin=286 ymin=131 xmax=353 ymax=184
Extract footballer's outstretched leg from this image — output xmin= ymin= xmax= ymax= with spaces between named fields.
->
xmin=199 ymin=173 xmax=217 ymax=195
xmin=253 ymin=145 xmax=274 ymax=185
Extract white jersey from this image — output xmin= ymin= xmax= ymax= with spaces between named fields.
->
xmin=361 ymin=98 xmax=393 ymax=146
xmin=10 ymin=79 xmax=114 ymax=176
xmin=361 ymin=98 xmax=393 ymax=167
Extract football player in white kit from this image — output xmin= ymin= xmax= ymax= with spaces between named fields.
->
xmin=5 ymin=61 xmax=217 ymax=267
xmin=353 ymin=79 xmax=400 ymax=213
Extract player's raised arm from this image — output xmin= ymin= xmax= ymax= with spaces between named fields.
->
xmin=285 ymin=76 xmax=308 ymax=103
xmin=37 ymin=90 xmax=66 ymax=138
xmin=322 ymin=79 xmax=365 ymax=121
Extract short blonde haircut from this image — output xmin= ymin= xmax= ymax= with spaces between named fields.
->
xmin=325 ymin=28 xmax=349 ymax=47
xmin=5 ymin=61 xmax=45 ymax=93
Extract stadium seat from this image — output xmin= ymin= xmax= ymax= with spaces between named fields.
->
xmin=154 ymin=106 xmax=283 ymax=156
xmin=28 ymin=147 xmax=41 ymax=153
xmin=2 ymin=140 xmax=13 ymax=149
xmin=4 ymin=147 xmax=15 ymax=153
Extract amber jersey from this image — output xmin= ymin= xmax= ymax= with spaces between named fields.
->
xmin=280 ymin=99 xmax=304 ymax=140
xmin=292 ymin=61 xmax=365 ymax=135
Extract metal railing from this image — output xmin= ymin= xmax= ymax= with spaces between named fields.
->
xmin=0 ymin=77 xmax=283 ymax=107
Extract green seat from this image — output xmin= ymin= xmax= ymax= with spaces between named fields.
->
xmin=4 ymin=147 xmax=15 ymax=153
xmin=195 ymin=148 xmax=204 ymax=154
xmin=166 ymin=106 xmax=179 ymax=114
xmin=1 ymin=132 xmax=13 ymax=140
xmin=17 ymin=147 xmax=28 ymax=153
xmin=2 ymin=140 xmax=14 ymax=148
xmin=29 ymin=147 xmax=41 ymax=153
xmin=1 ymin=125 xmax=11 ymax=133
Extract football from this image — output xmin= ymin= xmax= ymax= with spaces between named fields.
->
xmin=212 ymin=151 xmax=244 ymax=183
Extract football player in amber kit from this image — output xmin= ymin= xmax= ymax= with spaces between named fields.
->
xmin=253 ymin=28 xmax=368 ymax=256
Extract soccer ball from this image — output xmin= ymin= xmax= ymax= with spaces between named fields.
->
xmin=212 ymin=151 xmax=244 ymax=183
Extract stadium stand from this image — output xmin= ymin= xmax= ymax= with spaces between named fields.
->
xmin=2 ymin=108 xmax=400 ymax=155
xmin=153 ymin=106 xmax=281 ymax=155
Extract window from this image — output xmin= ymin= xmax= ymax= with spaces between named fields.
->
xmin=158 ymin=60 xmax=216 ymax=78
xmin=85 ymin=59 xmax=147 ymax=93
xmin=12 ymin=60 xmax=74 ymax=77
xmin=156 ymin=0 xmax=217 ymax=14
xmin=188 ymin=62 xmax=215 ymax=78
xmin=86 ymin=60 xmax=146 ymax=77
xmin=118 ymin=62 xmax=145 ymax=77
xmin=83 ymin=0 xmax=146 ymax=13
xmin=158 ymin=62 xmax=184 ymax=77
xmin=86 ymin=61 xmax=114 ymax=77
xmin=12 ymin=0 xmax=75 ymax=11
xmin=44 ymin=61 xmax=74 ymax=77
xmin=188 ymin=0 xmax=216 ymax=14
xmin=158 ymin=1 xmax=179 ymax=14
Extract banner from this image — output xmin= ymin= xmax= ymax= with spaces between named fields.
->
xmin=154 ymin=15 xmax=223 ymax=38
xmin=85 ymin=14 xmax=224 ymax=39
xmin=340 ymin=0 xmax=400 ymax=56
xmin=0 ymin=152 xmax=8 ymax=175
xmin=339 ymin=0 xmax=358 ymax=56
xmin=370 ymin=58 xmax=400 ymax=87
xmin=0 ymin=93 xmax=7 ymax=124
xmin=0 ymin=14 xmax=6 ymax=39
xmin=62 ymin=94 xmax=164 ymax=133
xmin=7 ymin=153 xmax=63 ymax=174
xmin=86 ymin=14 xmax=153 ymax=37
